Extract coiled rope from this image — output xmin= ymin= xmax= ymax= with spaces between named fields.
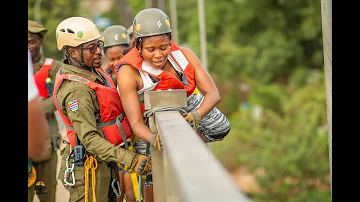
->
xmin=84 ymin=155 xmax=98 ymax=202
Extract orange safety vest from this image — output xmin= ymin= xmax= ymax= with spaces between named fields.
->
xmin=53 ymin=67 xmax=132 ymax=147
xmin=34 ymin=58 xmax=54 ymax=99
xmin=117 ymin=40 xmax=196 ymax=97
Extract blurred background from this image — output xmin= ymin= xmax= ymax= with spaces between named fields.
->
xmin=28 ymin=0 xmax=330 ymax=201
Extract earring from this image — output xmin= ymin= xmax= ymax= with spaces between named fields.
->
xmin=139 ymin=49 xmax=143 ymax=58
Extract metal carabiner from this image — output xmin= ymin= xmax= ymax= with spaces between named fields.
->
xmin=111 ymin=178 xmax=122 ymax=197
xmin=64 ymin=155 xmax=76 ymax=186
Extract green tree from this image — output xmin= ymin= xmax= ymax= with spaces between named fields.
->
xmin=174 ymin=0 xmax=324 ymax=115
xmin=28 ymin=0 xmax=83 ymax=60
xmin=214 ymin=72 xmax=330 ymax=202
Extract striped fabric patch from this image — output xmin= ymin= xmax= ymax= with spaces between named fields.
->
xmin=68 ymin=99 xmax=79 ymax=112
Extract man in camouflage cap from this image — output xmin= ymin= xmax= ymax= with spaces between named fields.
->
xmin=28 ymin=20 xmax=63 ymax=202
xmin=28 ymin=20 xmax=48 ymax=38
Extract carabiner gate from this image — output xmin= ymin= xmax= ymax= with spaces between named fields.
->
xmin=64 ymin=155 xmax=76 ymax=186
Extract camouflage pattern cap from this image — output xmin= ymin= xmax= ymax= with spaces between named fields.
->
xmin=28 ymin=20 xmax=48 ymax=38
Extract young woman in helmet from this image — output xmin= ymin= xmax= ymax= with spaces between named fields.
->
xmin=53 ymin=17 xmax=152 ymax=202
xmin=101 ymin=24 xmax=142 ymax=202
xmin=101 ymin=25 xmax=130 ymax=86
xmin=115 ymin=8 xmax=231 ymax=201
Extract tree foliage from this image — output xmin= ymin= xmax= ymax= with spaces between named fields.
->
xmin=213 ymin=71 xmax=330 ymax=202
xmin=28 ymin=0 xmax=83 ymax=61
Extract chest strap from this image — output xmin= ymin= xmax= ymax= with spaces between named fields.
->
xmin=65 ymin=112 xmax=128 ymax=149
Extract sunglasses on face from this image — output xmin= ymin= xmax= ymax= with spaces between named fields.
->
xmin=78 ymin=40 xmax=104 ymax=54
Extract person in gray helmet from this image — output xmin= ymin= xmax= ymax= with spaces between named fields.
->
xmin=101 ymin=25 xmax=131 ymax=85
xmin=101 ymin=24 xmax=141 ymax=202
xmin=115 ymin=8 xmax=231 ymax=202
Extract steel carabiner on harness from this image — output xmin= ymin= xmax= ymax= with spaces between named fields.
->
xmin=64 ymin=155 xmax=76 ymax=186
xmin=111 ymin=179 xmax=122 ymax=197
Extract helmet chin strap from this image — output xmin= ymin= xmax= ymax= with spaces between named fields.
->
xmin=69 ymin=54 xmax=87 ymax=67
xmin=66 ymin=48 xmax=95 ymax=69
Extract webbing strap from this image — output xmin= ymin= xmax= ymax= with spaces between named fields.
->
xmin=97 ymin=112 xmax=125 ymax=129
xmin=143 ymin=107 xmax=187 ymax=119
xmin=65 ymin=125 xmax=74 ymax=130
xmin=65 ymin=113 xmax=125 ymax=131
xmin=65 ymin=112 xmax=129 ymax=150
xmin=143 ymin=106 xmax=186 ymax=155
xmin=115 ymin=115 xmax=129 ymax=150
xmin=131 ymin=172 xmax=143 ymax=201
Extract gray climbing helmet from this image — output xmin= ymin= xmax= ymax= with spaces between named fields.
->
xmin=132 ymin=8 xmax=172 ymax=39
xmin=101 ymin=25 xmax=130 ymax=48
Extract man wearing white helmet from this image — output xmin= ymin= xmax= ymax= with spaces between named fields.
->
xmin=53 ymin=17 xmax=152 ymax=202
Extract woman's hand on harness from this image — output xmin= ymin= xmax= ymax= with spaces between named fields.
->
xmin=130 ymin=154 xmax=152 ymax=175
xmin=184 ymin=110 xmax=202 ymax=131
xmin=150 ymin=133 xmax=162 ymax=151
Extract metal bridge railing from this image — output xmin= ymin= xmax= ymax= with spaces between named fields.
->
xmin=145 ymin=90 xmax=251 ymax=202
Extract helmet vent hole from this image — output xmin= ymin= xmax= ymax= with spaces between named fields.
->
xmin=66 ymin=29 xmax=75 ymax=34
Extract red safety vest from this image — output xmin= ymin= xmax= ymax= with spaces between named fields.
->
xmin=117 ymin=40 xmax=196 ymax=97
xmin=33 ymin=58 xmax=54 ymax=99
xmin=53 ymin=67 xmax=132 ymax=147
